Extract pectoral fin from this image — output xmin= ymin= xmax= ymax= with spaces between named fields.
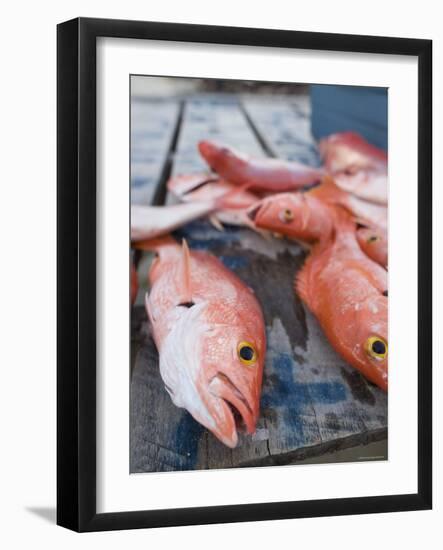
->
xmin=208 ymin=214 xmax=225 ymax=232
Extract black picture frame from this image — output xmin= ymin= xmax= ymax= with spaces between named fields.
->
xmin=57 ymin=17 xmax=432 ymax=532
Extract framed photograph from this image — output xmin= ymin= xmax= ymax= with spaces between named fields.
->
xmin=57 ymin=17 xmax=432 ymax=532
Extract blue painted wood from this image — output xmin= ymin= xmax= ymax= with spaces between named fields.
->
xmin=310 ymin=85 xmax=388 ymax=150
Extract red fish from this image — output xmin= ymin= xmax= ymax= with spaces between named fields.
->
xmin=167 ymin=172 xmax=259 ymax=209
xmin=319 ymin=132 xmax=388 ymax=205
xmin=309 ymin=176 xmax=387 ymax=232
xmin=247 ymin=192 xmax=333 ymax=244
xmin=356 ymin=226 xmax=388 ymax=268
xmin=319 ymin=131 xmax=387 ymax=173
xmin=248 ymin=195 xmax=388 ymax=391
xmin=166 ymin=172 xmax=218 ymax=198
xmin=167 ymin=172 xmax=267 ymax=233
xmin=198 ymin=140 xmax=325 ymax=192
xmin=131 ymin=202 xmax=215 ymax=242
xmin=134 ymin=236 xmax=266 ymax=447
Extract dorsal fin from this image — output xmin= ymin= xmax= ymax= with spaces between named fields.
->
xmin=180 ymin=238 xmax=193 ymax=304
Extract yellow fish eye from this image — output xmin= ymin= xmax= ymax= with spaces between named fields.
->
xmin=237 ymin=341 xmax=257 ymax=365
xmin=365 ymin=336 xmax=388 ymax=360
xmin=280 ymin=208 xmax=294 ymax=223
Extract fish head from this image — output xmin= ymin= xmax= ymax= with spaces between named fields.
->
xmin=319 ymin=132 xmax=387 ymax=173
xmin=198 ymin=140 xmax=228 ymax=168
xmin=198 ymin=140 xmax=247 ymax=174
xmin=202 ymin=313 xmax=266 ymax=447
xmin=158 ymin=299 xmax=265 ymax=448
xmin=356 ymin=226 xmax=388 ymax=267
xmin=351 ymin=293 xmax=388 ymax=390
xmin=247 ymin=193 xmax=332 ymax=242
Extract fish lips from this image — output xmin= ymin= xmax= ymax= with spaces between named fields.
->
xmin=208 ymin=373 xmax=257 ymax=444
xmin=247 ymin=201 xmax=269 ymax=223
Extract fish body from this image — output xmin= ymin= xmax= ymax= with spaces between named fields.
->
xmin=167 ymin=173 xmax=259 ymax=209
xmin=319 ymin=131 xmax=387 ymax=173
xmin=309 ymin=176 xmax=387 ymax=231
xmin=356 ymin=226 xmax=388 ymax=268
xmin=249 ymin=194 xmax=388 ymax=390
xmin=137 ymin=237 xmax=266 ymax=447
xmin=248 ymin=177 xmax=387 ymax=236
xmin=319 ymin=132 xmax=388 ymax=205
xmin=131 ymin=202 xmax=215 ymax=242
xmin=165 ymin=172 xmax=218 ymax=197
xmin=332 ymin=169 xmax=387 ymax=206
xmin=167 ymin=172 xmax=268 ymax=233
xmin=296 ymin=211 xmax=388 ymax=390
xmin=198 ymin=140 xmax=325 ymax=192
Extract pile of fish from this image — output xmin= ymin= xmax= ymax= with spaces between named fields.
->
xmin=131 ymin=131 xmax=388 ymax=448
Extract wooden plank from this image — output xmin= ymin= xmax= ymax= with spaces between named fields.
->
xmin=172 ymin=97 xmax=264 ymax=177
xmin=130 ymin=94 xmax=388 ymax=473
xmin=131 ymin=100 xmax=180 ymax=205
xmin=130 ymin=223 xmax=387 ymax=472
xmin=242 ymin=97 xmax=320 ymax=166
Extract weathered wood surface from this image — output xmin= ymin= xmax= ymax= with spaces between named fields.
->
xmin=130 ymin=94 xmax=388 ymax=473
xmin=242 ymin=96 xmax=320 ymax=166
xmin=172 ymin=97 xmax=264 ymax=176
xmin=131 ymin=100 xmax=180 ymax=205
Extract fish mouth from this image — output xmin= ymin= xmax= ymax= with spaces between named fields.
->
xmin=247 ymin=201 xmax=274 ymax=226
xmin=209 ymin=373 xmax=256 ymax=443
xmin=247 ymin=202 xmax=265 ymax=222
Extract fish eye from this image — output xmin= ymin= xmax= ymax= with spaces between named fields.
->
xmin=280 ymin=208 xmax=294 ymax=223
xmin=237 ymin=341 xmax=257 ymax=365
xmin=344 ymin=165 xmax=359 ymax=176
xmin=365 ymin=336 xmax=388 ymax=360
xmin=367 ymin=235 xmax=379 ymax=243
